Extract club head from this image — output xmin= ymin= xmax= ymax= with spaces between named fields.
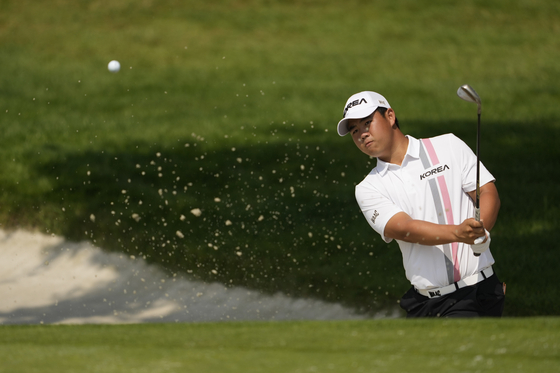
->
xmin=457 ymin=84 xmax=481 ymax=114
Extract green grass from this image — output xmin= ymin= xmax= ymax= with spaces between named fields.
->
xmin=1 ymin=319 xmax=559 ymax=373
xmin=1 ymin=0 xmax=560 ymax=316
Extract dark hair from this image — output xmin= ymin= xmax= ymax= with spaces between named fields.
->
xmin=376 ymin=107 xmax=400 ymax=129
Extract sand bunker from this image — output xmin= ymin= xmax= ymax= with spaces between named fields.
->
xmin=0 ymin=229 xmax=374 ymax=324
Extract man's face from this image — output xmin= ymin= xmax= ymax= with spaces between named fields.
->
xmin=347 ymin=108 xmax=396 ymax=159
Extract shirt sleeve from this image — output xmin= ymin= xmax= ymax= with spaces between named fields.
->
xmin=449 ymin=134 xmax=495 ymax=192
xmin=355 ymin=178 xmax=403 ymax=244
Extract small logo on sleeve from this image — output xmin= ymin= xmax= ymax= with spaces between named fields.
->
xmin=371 ymin=210 xmax=380 ymax=224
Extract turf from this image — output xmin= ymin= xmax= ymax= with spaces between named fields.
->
xmin=1 ymin=319 xmax=559 ymax=373
xmin=1 ymin=0 xmax=560 ymax=316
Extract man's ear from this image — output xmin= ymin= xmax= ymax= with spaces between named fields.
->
xmin=386 ymin=108 xmax=396 ymax=127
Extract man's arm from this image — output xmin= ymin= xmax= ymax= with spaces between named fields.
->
xmin=467 ymin=181 xmax=500 ymax=231
xmin=384 ymin=182 xmax=500 ymax=245
xmin=384 ymin=213 xmax=485 ymax=245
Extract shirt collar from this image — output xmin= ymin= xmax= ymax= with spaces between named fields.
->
xmin=375 ymin=135 xmax=420 ymax=176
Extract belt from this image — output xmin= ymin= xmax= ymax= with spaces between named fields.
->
xmin=416 ymin=266 xmax=494 ymax=299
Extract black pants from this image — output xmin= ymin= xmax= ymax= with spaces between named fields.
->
xmin=400 ymin=274 xmax=505 ymax=318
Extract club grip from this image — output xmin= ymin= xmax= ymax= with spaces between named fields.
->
xmin=473 ymin=207 xmax=481 ymax=256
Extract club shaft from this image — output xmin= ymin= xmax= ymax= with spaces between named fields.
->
xmin=476 ymin=112 xmax=481 ymax=222
xmin=475 ymin=113 xmax=480 ymax=221
xmin=474 ymin=112 xmax=481 ymax=256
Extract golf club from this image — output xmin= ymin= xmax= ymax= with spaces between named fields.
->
xmin=457 ymin=84 xmax=482 ymax=256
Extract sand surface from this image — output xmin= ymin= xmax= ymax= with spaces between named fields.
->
xmin=0 ymin=229 xmax=372 ymax=324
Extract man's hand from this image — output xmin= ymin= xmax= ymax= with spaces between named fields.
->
xmin=472 ymin=229 xmax=491 ymax=255
xmin=454 ymin=218 xmax=487 ymax=244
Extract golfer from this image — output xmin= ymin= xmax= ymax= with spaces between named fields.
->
xmin=337 ymin=91 xmax=505 ymax=317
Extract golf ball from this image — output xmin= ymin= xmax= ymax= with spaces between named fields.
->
xmin=108 ymin=60 xmax=120 ymax=73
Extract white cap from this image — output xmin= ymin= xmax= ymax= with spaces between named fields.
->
xmin=337 ymin=91 xmax=391 ymax=136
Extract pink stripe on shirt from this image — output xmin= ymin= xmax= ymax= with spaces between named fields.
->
xmin=422 ymin=138 xmax=461 ymax=282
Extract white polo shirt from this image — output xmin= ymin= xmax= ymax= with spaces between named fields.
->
xmin=355 ymin=134 xmax=496 ymax=290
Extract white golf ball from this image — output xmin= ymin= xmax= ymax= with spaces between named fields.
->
xmin=108 ymin=60 xmax=120 ymax=73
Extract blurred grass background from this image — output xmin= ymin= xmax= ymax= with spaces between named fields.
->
xmin=2 ymin=319 xmax=559 ymax=373
xmin=1 ymin=0 xmax=559 ymax=316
